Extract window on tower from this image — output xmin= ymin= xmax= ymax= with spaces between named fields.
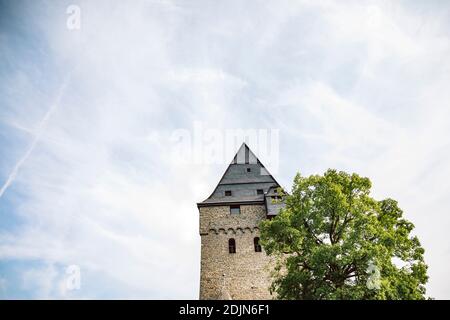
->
xmin=230 ymin=205 xmax=240 ymax=214
xmin=257 ymin=189 xmax=264 ymax=195
xmin=228 ymin=238 xmax=236 ymax=254
xmin=225 ymin=190 xmax=232 ymax=196
xmin=254 ymin=237 xmax=262 ymax=252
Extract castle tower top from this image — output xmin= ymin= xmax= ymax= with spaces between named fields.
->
xmin=197 ymin=143 xmax=283 ymax=217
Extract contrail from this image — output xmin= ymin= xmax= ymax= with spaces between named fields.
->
xmin=0 ymin=71 xmax=73 ymax=199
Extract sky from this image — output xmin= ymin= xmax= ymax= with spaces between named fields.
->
xmin=0 ymin=0 xmax=450 ymax=299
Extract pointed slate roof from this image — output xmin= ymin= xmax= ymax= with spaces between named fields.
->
xmin=198 ymin=143 xmax=282 ymax=207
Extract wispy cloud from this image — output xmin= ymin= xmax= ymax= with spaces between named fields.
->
xmin=0 ymin=71 xmax=73 ymax=199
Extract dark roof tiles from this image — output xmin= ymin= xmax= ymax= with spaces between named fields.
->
xmin=199 ymin=143 xmax=282 ymax=207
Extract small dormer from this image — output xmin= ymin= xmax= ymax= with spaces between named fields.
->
xmin=264 ymin=186 xmax=286 ymax=217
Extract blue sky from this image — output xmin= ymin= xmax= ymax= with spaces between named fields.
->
xmin=1 ymin=0 xmax=450 ymax=299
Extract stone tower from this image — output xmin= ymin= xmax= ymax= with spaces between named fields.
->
xmin=198 ymin=143 xmax=284 ymax=300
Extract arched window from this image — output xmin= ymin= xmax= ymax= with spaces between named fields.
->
xmin=254 ymin=237 xmax=262 ymax=252
xmin=228 ymin=238 xmax=236 ymax=254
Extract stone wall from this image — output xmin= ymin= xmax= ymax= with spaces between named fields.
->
xmin=199 ymin=204 xmax=274 ymax=300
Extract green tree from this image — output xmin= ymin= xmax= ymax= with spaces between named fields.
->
xmin=260 ymin=169 xmax=429 ymax=300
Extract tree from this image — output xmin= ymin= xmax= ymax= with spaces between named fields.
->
xmin=260 ymin=169 xmax=429 ymax=300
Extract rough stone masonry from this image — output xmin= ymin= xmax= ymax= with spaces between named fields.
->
xmin=197 ymin=143 xmax=285 ymax=300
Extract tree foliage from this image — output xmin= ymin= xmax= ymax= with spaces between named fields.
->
xmin=260 ymin=169 xmax=429 ymax=300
